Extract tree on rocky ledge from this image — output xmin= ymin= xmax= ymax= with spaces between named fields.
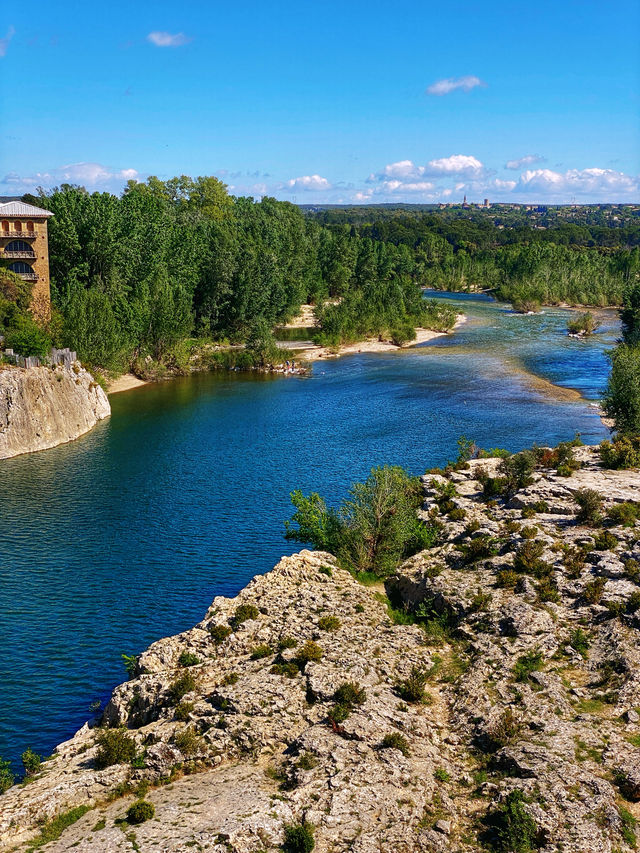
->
xmin=285 ymin=465 xmax=438 ymax=577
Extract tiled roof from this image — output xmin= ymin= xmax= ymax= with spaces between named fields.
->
xmin=0 ymin=201 xmax=53 ymax=217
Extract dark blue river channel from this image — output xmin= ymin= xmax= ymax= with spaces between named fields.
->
xmin=0 ymin=293 xmax=619 ymax=767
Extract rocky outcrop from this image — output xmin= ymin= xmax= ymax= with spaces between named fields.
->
xmin=0 ymin=364 xmax=110 ymax=459
xmin=2 ymin=447 xmax=640 ymax=851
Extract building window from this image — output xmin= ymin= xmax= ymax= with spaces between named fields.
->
xmin=14 ymin=221 xmax=22 ymax=232
xmin=26 ymin=221 xmax=35 ymax=233
xmin=9 ymin=261 xmax=35 ymax=275
xmin=5 ymin=240 xmax=33 ymax=253
xmin=1 ymin=221 xmax=9 ymax=233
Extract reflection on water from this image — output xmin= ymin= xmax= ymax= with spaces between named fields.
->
xmin=0 ymin=292 xmax=617 ymax=766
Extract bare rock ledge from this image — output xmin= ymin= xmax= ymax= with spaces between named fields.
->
xmin=0 ymin=364 xmax=110 ymax=459
xmin=2 ymin=446 xmax=640 ymax=851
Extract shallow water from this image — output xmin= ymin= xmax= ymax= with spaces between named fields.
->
xmin=0 ymin=292 xmax=618 ymax=767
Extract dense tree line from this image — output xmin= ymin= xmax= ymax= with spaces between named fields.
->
xmin=2 ymin=178 xmax=455 ymax=368
xmin=309 ymin=207 xmax=640 ymax=308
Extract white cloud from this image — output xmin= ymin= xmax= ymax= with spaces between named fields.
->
xmin=379 ymin=180 xmax=435 ymax=194
xmin=426 ymin=75 xmax=485 ymax=96
xmin=516 ymin=167 xmax=639 ymax=199
xmin=505 ymin=154 xmax=546 ymax=170
xmin=426 ymin=154 xmax=484 ymax=176
xmin=0 ymin=25 xmax=15 ymax=58
xmin=1 ymin=162 xmax=140 ymax=193
xmin=147 ymin=31 xmax=192 ymax=48
xmin=353 ymin=191 xmax=373 ymax=202
xmin=369 ymin=155 xmax=486 ymax=187
xmin=286 ymin=174 xmax=331 ymax=191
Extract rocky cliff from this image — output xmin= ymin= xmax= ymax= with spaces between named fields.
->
xmin=0 ymin=364 xmax=110 ymax=459
xmin=2 ymin=446 xmax=640 ymax=852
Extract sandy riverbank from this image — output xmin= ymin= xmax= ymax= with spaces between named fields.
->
xmin=287 ymin=315 xmax=467 ymax=362
xmin=107 ymin=373 xmax=149 ymax=394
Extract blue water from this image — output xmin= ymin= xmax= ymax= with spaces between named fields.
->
xmin=0 ymin=293 xmax=618 ymax=768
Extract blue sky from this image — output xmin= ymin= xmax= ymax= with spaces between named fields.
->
xmin=1 ymin=0 xmax=639 ymax=203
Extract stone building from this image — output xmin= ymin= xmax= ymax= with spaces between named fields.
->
xmin=0 ymin=199 xmax=54 ymax=319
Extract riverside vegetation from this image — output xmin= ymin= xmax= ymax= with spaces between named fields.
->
xmin=2 ymin=188 xmax=639 ymax=378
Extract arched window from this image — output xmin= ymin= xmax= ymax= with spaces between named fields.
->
xmin=26 ymin=221 xmax=35 ymax=233
xmin=9 ymin=261 xmax=35 ymax=275
xmin=1 ymin=221 xmax=9 ymax=233
xmin=5 ymin=241 xmax=33 ymax=253
xmin=13 ymin=221 xmax=22 ymax=233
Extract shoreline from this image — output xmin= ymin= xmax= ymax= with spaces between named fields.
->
xmin=106 ymin=373 xmax=149 ymax=394
xmin=287 ymin=314 xmax=467 ymax=362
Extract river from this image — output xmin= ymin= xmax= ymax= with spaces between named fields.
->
xmin=0 ymin=292 xmax=619 ymax=768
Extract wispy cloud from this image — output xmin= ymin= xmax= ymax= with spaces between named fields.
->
xmin=286 ymin=175 xmax=331 ymax=191
xmin=147 ymin=31 xmax=192 ymax=48
xmin=1 ymin=162 xmax=139 ymax=193
xmin=426 ymin=75 xmax=485 ymax=96
xmin=505 ymin=154 xmax=546 ymax=170
xmin=0 ymin=25 xmax=15 ymax=58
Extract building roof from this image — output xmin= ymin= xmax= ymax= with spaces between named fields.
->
xmin=0 ymin=201 xmax=53 ymax=217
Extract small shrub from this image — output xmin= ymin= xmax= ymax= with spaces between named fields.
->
xmin=434 ymin=767 xmax=451 ymax=782
xmin=448 ymin=507 xmax=467 ymax=521
xmin=624 ymin=558 xmax=640 ymax=582
xmin=607 ymin=502 xmax=640 ymax=527
xmin=513 ymin=540 xmax=550 ymax=577
xmin=498 ymin=451 xmax=536 ymax=495
xmin=486 ymin=708 xmax=521 ymax=749
xmin=532 ymin=500 xmax=549 ymax=513
xmin=397 ymin=666 xmax=429 ymax=703
xmin=222 ymin=671 xmax=239 ymax=685
xmin=333 ymin=682 xmax=366 ymax=708
xmin=600 ymin=436 xmax=640 ymax=470
xmin=231 ymin=604 xmax=259 ymax=628
xmin=574 ymin=489 xmax=603 ymax=525
xmin=297 ymin=752 xmax=318 ymax=770
xmin=282 ymin=820 xmax=315 ymax=853
xmin=174 ymin=727 xmax=202 ymax=757
xmin=21 ymin=747 xmax=42 ymax=777
xmin=381 ymin=732 xmax=410 ymax=756
xmin=209 ymin=624 xmax=232 ymax=645
xmin=594 ymin=530 xmax=618 ymax=551
xmin=458 ymin=535 xmax=500 ymax=564
xmin=465 ymin=519 xmax=481 ymax=535
xmin=354 ymin=603 xmax=365 ymax=613
xmin=174 ymin=701 xmax=194 ymax=722
xmin=488 ymin=789 xmax=538 ymax=852
xmin=318 ymin=565 xmax=333 ymax=576
xmin=536 ymin=576 xmax=560 ymax=603
xmin=271 ymin=662 xmax=299 ymax=678
xmin=496 ymin=569 xmax=518 ymax=588
xmin=520 ymin=525 xmax=538 ymax=540
xmin=250 ymin=644 xmax=274 ymax=660
xmin=167 ymin=672 xmax=197 ymax=705
xmin=513 ymin=649 xmax=544 ymax=683
xmin=317 ymin=615 xmax=341 ymax=632
xmin=178 ymin=651 xmax=200 ymax=667
xmin=278 ymin=636 xmax=297 ymax=650
xmin=0 ymin=757 xmax=14 ymax=793
xmin=569 ymin=628 xmax=590 ymax=658
xmin=94 ymin=729 xmax=137 ymax=769
xmin=295 ymin=640 xmax=323 ymax=669
xmin=126 ymin=800 xmax=155 ymax=825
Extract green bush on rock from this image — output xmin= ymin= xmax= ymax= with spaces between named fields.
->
xmin=285 ymin=466 xmax=438 ymax=578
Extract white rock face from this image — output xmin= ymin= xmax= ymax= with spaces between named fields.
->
xmin=0 ymin=364 xmax=110 ymax=459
